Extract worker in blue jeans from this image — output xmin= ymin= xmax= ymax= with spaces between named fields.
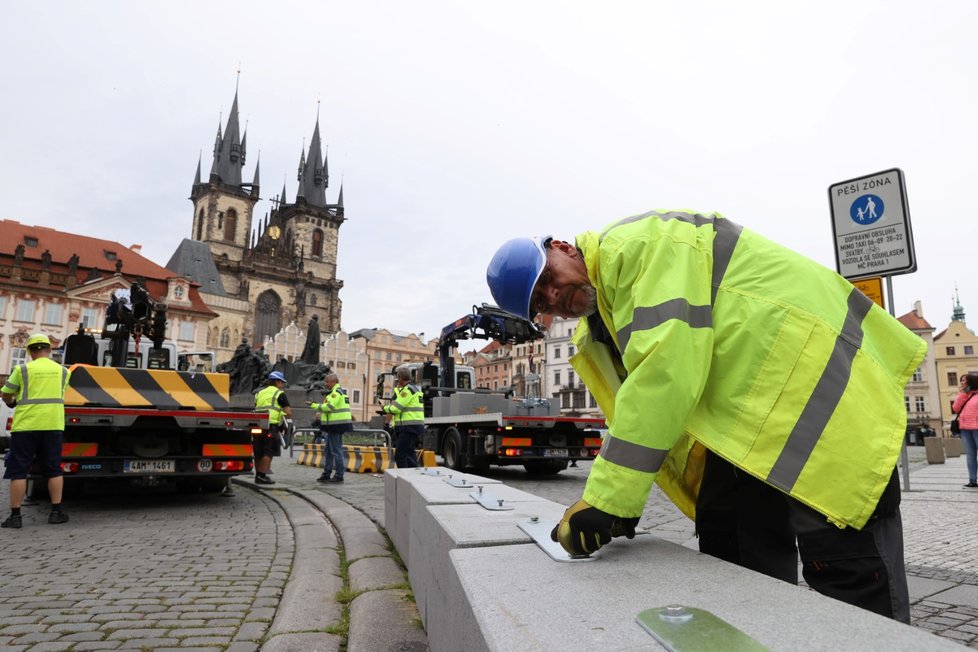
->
xmin=383 ymin=366 xmax=424 ymax=468
xmin=308 ymin=373 xmax=351 ymax=483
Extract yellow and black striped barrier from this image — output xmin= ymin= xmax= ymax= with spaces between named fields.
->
xmin=65 ymin=366 xmax=230 ymax=409
xmin=296 ymin=443 xmax=434 ymax=471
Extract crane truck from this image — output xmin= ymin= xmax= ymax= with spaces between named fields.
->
xmin=376 ymin=304 xmax=604 ymax=475
xmin=44 ymin=282 xmax=261 ymax=495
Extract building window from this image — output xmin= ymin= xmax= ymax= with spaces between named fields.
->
xmin=947 ymin=346 xmax=956 ymax=356
xmin=196 ymin=209 xmax=204 ymax=240
xmin=554 ymin=370 xmax=561 ymax=386
xmin=589 ymin=393 xmax=597 ymax=408
xmin=82 ymin=307 xmax=100 ymax=329
xmin=554 ymin=346 xmax=561 ymax=359
xmin=104 ymin=250 xmax=117 ymax=261
xmin=904 ymin=396 xmax=910 ymax=412
xmin=10 ymin=347 xmax=27 ymax=372
xmin=220 ymin=327 xmax=230 ymax=348
xmin=352 ymin=389 xmax=361 ymax=404
xmin=949 ymin=372 xmax=959 ymax=387
xmin=967 ymin=346 xmax=975 ymax=355
xmin=914 ymin=396 xmax=925 ymax=412
xmin=0 ymin=296 xmax=6 ymax=319
xmin=179 ymin=322 xmax=194 ymax=342
xmin=312 ymin=228 xmax=324 ymax=257
xmin=562 ymin=393 xmax=570 ymax=408
xmin=224 ymin=208 xmax=237 ymax=241
xmin=43 ymin=303 xmax=62 ymax=325
xmin=15 ymin=300 xmax=34 ymax=322
xmin=24 ymin=237 xmax=38 ymax=248
xmin=568 ymin=370 xmax=575 ymax=388
xmin=911 ymin=367 xmax=923 ymax=382
xmin=568 ymin=345 xmax=575 ymax=357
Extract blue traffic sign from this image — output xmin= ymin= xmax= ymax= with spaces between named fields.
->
xmin=849 ymin=194 xmax=884 ymax=225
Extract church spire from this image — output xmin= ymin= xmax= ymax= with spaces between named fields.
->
xmin=337 ymin=183 xmax=344 ymax=208
xmin=953 ymin=285 xmax=966 ymax=323
xmin=296 ymin=116 xmax=328 ymax=207
xmin=209 ymin=84 xmax=245 ymax=186
xmin=192 ymin=152 xmax=201 ymax=191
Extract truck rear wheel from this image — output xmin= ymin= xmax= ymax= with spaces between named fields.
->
xmin=442 ymin=428 xmax=464 ymax=470
xmin=523 ymin=460 xmax=568 ymax=475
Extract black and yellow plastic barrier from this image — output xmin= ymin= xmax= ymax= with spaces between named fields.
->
xmin=65 ymin=366 xmax=230 ymax=410
xmin=296 ymin=443 xmax=391 ymax=473
xmin=297 ymin=443 xmax=436 ymax=471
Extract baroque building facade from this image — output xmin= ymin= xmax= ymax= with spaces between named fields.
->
xmin=0 ymin=220 xmax=215 ymax=384
xmin=170 ymin=86 xmax=345 ymax=364
xmin=933 ymin=294 xmax=978 ymax=433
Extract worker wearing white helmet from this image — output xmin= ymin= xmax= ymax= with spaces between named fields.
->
xmin=1 ymin=333 xmax=71 ymax=528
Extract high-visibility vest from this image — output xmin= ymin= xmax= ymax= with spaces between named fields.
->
xmin=1 ymin=357 xmax=70 ymax=432
xmin=311 ymin=384 xmax=352 ymax=427
xmin=383 ymin=384 xmax=424 ymax=427
xmin=570 ymin=210 xmax=926 ymax=529
xmin=255 ymin=385 xmax=285 ymax=425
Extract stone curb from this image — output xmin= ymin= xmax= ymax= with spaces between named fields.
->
xmin=234 ymin=477 xmax=428 ymax=652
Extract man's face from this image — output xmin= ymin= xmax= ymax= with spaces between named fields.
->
xmin=529 ymin=240 xmax=597 ymax=318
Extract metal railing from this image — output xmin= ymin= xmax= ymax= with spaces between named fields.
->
xmin=287 ymin=426 xmax=391 ymax=458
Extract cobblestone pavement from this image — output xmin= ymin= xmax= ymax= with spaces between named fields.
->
xmin=0 ymin=483 xmax=293 ymax=651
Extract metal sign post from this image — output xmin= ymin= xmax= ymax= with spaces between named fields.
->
xmin=828 ymin=168 xmax=917 ymax=491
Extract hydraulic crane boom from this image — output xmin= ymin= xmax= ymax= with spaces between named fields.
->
xmin=437 ymin=304 xmax=544 ymax=391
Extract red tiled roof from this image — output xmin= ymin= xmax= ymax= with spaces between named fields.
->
xmin=0 ymin=219 xmax=173 ymax=279
xmin=897 ymin=310 xmax=932 ymax=331
xmin=0 ymin=219 xmax=215 ymax=317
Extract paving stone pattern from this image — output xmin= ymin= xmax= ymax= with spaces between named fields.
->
xmin=0 ymin=484 xmax=292 ymax=651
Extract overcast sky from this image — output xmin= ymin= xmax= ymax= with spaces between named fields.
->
xmin=2 ymin=1 xmax=975 ymax=350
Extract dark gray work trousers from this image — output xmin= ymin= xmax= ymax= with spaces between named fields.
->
xmin=695 ymin=450 xmax=910 ymax=623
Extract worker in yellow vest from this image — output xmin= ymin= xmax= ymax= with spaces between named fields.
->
xmin=254 ymin=371 xmax=292 ymax=485
xmin=1 ymin=333 xmax=72 ymax=528
xmin=487 ymin=210 xmax=926 ymax=622
xmin=308 ymin=372 xmax=351 ymax=483
xmin=383 ymin=366 xmax=424 ymax=468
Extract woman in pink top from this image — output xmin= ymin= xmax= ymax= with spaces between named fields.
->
xmin=952 ymin=373 xmax=978 ymax=488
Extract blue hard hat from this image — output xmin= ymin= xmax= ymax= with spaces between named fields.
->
xmin=486 ymin=236 xmax=551 ymax=320
xmin=268 ymin=371 xmax=287 ymax=383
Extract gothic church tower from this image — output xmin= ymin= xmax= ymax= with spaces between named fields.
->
xmin=185 ymin=85 xmax=344 ymax=350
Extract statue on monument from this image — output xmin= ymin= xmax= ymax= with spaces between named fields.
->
xmin=300 ymin=314 xmax=321 ymax=365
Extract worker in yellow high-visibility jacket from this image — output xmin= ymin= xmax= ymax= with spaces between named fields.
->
xmin=1 ymin=333 xmax=71 ymax=528
xmin=487 ymin=209 xmax=926 ymax=623
xmin=308 ymin=372 xmax=352 ymax=483
xmin=383 ymin=366 xmax=424 ymax=468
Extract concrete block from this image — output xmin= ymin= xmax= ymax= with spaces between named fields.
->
xmin=451 ymin=538 xmax=960 ymax=651
xmin=944 ymin=437 xmax=965 ymax=457
xmin=413 ymin=500 xmax=565 ymax=648
xmin=925 ymin=436 xmax=946 ymax=464
xmin=392 ymin=468 xmax=502 ymax=562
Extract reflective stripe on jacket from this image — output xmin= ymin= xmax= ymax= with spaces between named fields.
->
xmin=570 ymin=210 xmax=927 ymax=529
xmin=311 ymin=385 xmax=352 ymax=427
xmin=255 ymin=385 xmax=285 ymax=425
xmin=384 ymin=384 xmax=425 ymax=426
xmin=1 ymin=357 xmax=70 ymax=432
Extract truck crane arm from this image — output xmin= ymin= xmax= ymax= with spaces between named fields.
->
xmin=437 ymin=304 xmax=544 ymax=391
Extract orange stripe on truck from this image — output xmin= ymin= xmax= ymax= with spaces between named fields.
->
xmin=501 ymin=437 xmax=532 ymax=447
xmin=202 ymin=444 xmax=254 ymax=457
xmin=62 ymin=442 xmax=98 ymax=457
